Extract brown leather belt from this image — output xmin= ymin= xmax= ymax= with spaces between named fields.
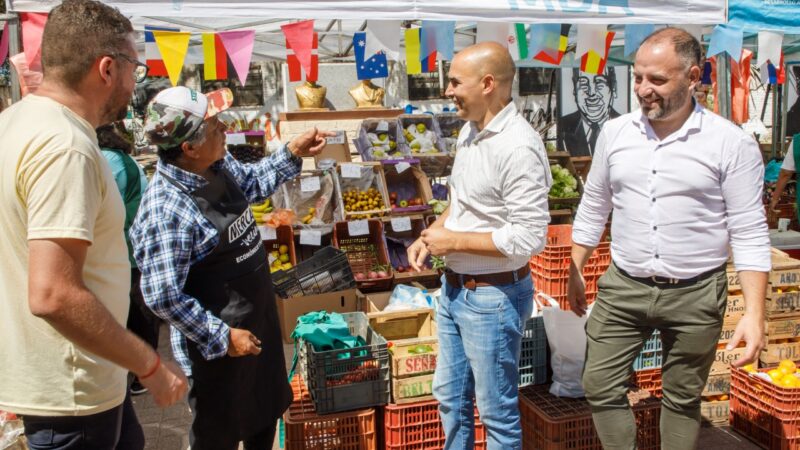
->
xmin=444 ymin=266 xmax=531 ymax=290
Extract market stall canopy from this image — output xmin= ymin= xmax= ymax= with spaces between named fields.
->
xmin=7 ymin=0 xmax=726 ymax=23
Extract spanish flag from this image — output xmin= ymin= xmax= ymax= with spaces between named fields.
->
xmin=580 ymin=31 xmax=615 ymax=76
xmin=202 ymin=33 xmax=228 ymax=81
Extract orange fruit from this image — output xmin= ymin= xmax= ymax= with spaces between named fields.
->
xmin=780 ymin=376 xmax=798 ymax=389
xmin=743 ymin=364 xmax=757 ymax=373
xmin=768 ymin=369 xmax=784 ymax=381
xmin=780 ymin=360 xmax=797 ymax=372
xmin=719 ymin=394 xmax=729 ymax=401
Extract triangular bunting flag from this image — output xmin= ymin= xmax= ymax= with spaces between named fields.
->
xmin=580 ymin=31 xmax=615 ymax=75
xmin=219 ymin=30 xmax=255 ymax=86
xmin=476 ymin=22 xmax=508 ymax=47
xmin=354 ymin=32 xmax=388 ymax=80
xmin=20 ymin=12 xmax=47 ymax=71
xmin=757 ymin=30 xmax=783 ymax=68
xmin=530 ymin=24 xmax=560 ymax=65
xmin=707 ymin=24 xmax=743 ymax=63
xmin=422 ymin=51 xmax=437 ymax=73
xmin=281 ymin=20 xmax=315 ymax=81
xmin=421 ymin=20 xmax=455 ymax=61
xmin=405 ymin=28 xmax=422 ymax=75
xmin=145 ymin=26 xmax=179 ymax=77
xmin=533 ymin=24 xmax=570 ymax=65
xmin=507 ymin=24 xmax=528 ymax=61
xmin=153 ymin=30 xmax=190 ymax=86
xmin=0 ymin=23 xmax=9 ymax=66
xmin=202 ymin=33 xmax=228 ymax=81
xmin=365 ymin=20 xmax=401 ymax=61
xmin=286 ymin=32 xmax=318 ymax=82
xmin=624 ymin=24 xmax=655 ymax=57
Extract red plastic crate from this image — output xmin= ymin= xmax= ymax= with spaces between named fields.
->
xmin=285 ymin=375 xmax=377 ymax=450
xmin=530 ymin=225 xmax=610 ymax=311
xmin=519 ymin=384 xmax=661 ymax=450
xmin=730 ymin=367 xmax=800 ymax=449
xmin=383 ymin=400 xmax=486 ymax=450
xmin=631 ymin=368 xmax=663 ymax=399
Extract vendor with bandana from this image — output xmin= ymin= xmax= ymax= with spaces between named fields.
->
xmin=130 ymin=86 xmax=332 ymax=450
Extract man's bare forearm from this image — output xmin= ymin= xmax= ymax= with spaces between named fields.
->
xmin=738 ymin=270 xmax=767 ymax=320
xmin=428 ymin=206 xmax=450 ymax=229
xmin=571 ymin=243 xmax=596 ymax=273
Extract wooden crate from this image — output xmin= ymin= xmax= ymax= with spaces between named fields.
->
xmin=760 ymin=338 xmax=800 ymax=365
xmin=765 ymin=313 xmax=800 ymax=341
xmin=383 ymin=160 xmax=433 ymax=215
xmin=332 ymin=219 xmax=393 ymax=292
xmin=702 ymin=373 xmax=732 ymax=396
xmin=768 ymin=288 xmax=800 ymax=315
xmin=724 ymin=294 xmax=747 ymax=322
xmin=383 ymin=215 xmax=439 ymax=285
xmin=392 ymin=373 xmax=435 ymax=404
xmin=368 ymin=309 xmax=437 ymax=378
xmin=710 ymin=344 xmax=747 ymax=375
xmin=262 ymin=225 xmax=298 ymax=269
xmin=700 ymin=400 xmax=730 ymax=426
xmin=334 ymin=161 xmax=392 ymax=220
xmin=717 ymin=320 xmax=739 ymax=346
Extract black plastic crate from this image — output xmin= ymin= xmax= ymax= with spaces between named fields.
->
xmin=519 ymin=316 xmax=548 ymax=387
xmin=272 ymin=246 xmax=355 ymax=298
xmin=300 ymin=312 xmax=391 ymax=415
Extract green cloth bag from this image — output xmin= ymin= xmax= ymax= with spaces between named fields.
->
xmin=287 ymin=311 xmax=365 ymax=380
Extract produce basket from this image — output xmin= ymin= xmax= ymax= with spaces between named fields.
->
xmin=519 ymin=384 xmax=661 ymax=450
xmin=399 ymin=113 xmax=454 ymax=179
xmin=519 ymin=316 xmax=548 ymax=387
xmin=434 ymin=112 xmax=466 ymax=153
xmin=548 ymin=152 xmax=584 ymax=210
xmin=383 ymin=400 xmax=486 ymax=450
xmin=272 ymin=246 xmax=355 ymax=298
xmin=285 ymin=375 xmax=377 ymax=450
xmin=333 ymin=220 xmax=394 ymax=292
xmin=280 ymin=169 xmax=342 ymax=231
xmin=333 ymin=162 xmax=392 ymax=220
xmin=355 ymin=118 xmax=411 ymax=161
xmin=227 ymin=143 xmax=265 ymax=163
xmin=730 ymin=366 xmax=800 ymax=449
xmin=262 ymin=224 xmax=297 ymax=274
xmin=299 ymin=312 xmax=391 ymax=415
xmin=384 ymin=216 xmax=438 ymax=286
xmin=382 ymin=160 xmax=432 ymax=215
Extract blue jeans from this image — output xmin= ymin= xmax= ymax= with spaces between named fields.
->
xmin=23 ymin=392 xmax=143 ymax=450
xmin=433 ymin=273 xmax=534 ymax=450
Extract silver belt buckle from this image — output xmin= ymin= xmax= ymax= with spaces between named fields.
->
xmin=650 ymin=276 xmax=680 ymax=285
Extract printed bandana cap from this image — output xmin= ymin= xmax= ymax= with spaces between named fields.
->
xmin=144 ymin=86 xmax=233 ymax=149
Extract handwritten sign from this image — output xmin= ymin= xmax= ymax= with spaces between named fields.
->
xmin=300 ymin=176 xmax=321 ymax=192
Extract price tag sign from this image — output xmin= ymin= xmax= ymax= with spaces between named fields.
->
xmin=258 ymin=226 xmax=277 ymax=241
xmin=348 ymin=219 xmax=370 ymax=236
xmin=268 ymin=253 xmax=277 ymax=265
xmin=326 ymin=130 xmax=346 ymax=145
xmin=391 ymin=217 xmax=412 ymax=232
xmin=396 ymin=162 xmax=411 ymax=174
xmin=300 ymin=176 xmax=321 ymax=192
xmin=225 ymin=133 xmax=246 ymax=145
xmin=340 ymin=163 xmax=362 ymax=179
xmin=299 ymin=229 xmax=322 ymax=246
xmin=376 ymin=120 xmax=389 ymax=132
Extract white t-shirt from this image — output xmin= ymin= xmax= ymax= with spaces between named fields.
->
xmin=782 ymin=148 xmax=796 ymax=171
xmin=0 ymin=95 xmax=130 ymax=416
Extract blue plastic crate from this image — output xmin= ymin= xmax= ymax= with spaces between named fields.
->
xmin=519 ymin=317 xmax=548 ymax=387
xmin=633 ymin=331 xmax=663 ymax=372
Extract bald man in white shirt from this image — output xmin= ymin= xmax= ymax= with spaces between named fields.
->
xmin=408 ymin=42 xmax=551 ymax=450
xmin=567 ymin=28 xmax=769 ymax=450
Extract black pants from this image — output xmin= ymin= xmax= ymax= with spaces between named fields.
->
xmin=23 ymin=392 xmax=143 ymax=450
xmin=127 ymin=268 xmax=160 ymax=351
xmin=187 ymin=378 xmax=279 ymax=450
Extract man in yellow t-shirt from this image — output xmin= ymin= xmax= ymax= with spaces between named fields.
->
xmin=0 ymin=1 xmax=187 ymax=449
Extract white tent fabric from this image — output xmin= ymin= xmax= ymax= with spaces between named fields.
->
xmin=7 ymin=0 xmax=726 ymax=24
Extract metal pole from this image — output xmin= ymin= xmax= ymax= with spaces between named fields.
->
xmin=7 ymin=16 xmax=20 ymax=103
xmin=772 ymin=84 xmax=780 ymax=159
xmin=717 ymin=56 xmax=731 ymax=120
xmin=782 ymin=75 xmax=790 ymax=156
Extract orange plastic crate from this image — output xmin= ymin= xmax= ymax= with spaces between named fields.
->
xmin=520 ymin=384 xmax=661 ymax=450
xmin=383 ymin=400 xmax=486 ymax=450
xmin=730 ymin=367 xmax=800 ymax=449
xmin=285 ymin=375 xmax=377 ymax=450
xmin=631 ymin=368 xmax=663 ymax=399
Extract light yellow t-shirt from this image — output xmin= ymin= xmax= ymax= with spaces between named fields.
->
xmin=0 ymin=95 xmax=130 ymax=416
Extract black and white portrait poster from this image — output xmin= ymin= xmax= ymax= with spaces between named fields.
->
xmin=558 ymin=66 xmax=631 ymax=158
xmin=786 ymin=65 xmax=800 ymax=137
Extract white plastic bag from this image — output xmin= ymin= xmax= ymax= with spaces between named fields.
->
xmin=538 ymin=292 xmax=592 ymax=398
xmin=384 ymin=284 xmax=432 ymax=312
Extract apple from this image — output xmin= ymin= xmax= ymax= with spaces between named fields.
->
xmin=355 ymin=272 xmax=366 ymax=281
xmin=399 ymin=200 xmax=408 ymax=208
xmin=396 ymin=266 xmax=406 ymax=273
xmin=377 ymin=270 xmax=388 ymax=278
xmin=368 ymin=271 xmax=378 ymax=279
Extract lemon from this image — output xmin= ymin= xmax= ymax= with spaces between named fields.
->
xmin=780 ymin=360 xmax=797 ymax=373
xmin=780 ymin=376 xmax=798 ymax=389
xmin=768 ymin=369 xmax=784 ymax=381
xmin=279 ymin=254 xmax=289 ymax=263
xmin=279 ymin=244 xmax=289 ymax=255
xmin=743 ymin=364 xmax=757 ymax=373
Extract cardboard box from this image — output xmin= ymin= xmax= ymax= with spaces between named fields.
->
xmin=700 ymin=400 xmax=730 ymax=426
xmin=275 ymin=288 xmax=365 ymax=344
xmin=392 ymin=373 xmax=434 ymax=404
xmin=313 ymin=130 xmax=353 ymax=166
xmin=366 ymin=291 xmax=392 ymax=312
xmin=702 ymin=373 xmax=731 ymax=396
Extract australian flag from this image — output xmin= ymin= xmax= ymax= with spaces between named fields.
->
xmin=354 ymin=32 xmax=388 ymax=80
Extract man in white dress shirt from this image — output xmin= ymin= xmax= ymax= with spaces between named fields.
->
xmin=407 ymin=42 xmax=551 ymax=450
xmin=567 ymin=28 xmax=770 ymax=449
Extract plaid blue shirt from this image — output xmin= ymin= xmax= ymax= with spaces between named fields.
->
xmin=130 ymin=146 xmax=301 ymax=375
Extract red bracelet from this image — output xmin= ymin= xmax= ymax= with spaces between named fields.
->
xmin=139 ymin=354 xmax=161 ymax=380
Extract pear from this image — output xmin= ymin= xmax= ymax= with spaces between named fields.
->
xmin=416 ymin=123 xmax=427 ymax=133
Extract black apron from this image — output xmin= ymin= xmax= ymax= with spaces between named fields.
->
xmin=163 ymin=168 xmax=292 ymax=449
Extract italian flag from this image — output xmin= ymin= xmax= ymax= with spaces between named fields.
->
xmin=507 ymin=23 xmax=528 ymax=61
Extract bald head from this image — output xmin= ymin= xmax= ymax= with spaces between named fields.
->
xmin=638 ymin=27 xmax=702 ymax=71
xmin=455 ymin=41 xmax=516 ymax=89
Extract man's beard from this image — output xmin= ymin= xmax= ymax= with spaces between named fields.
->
xmin=99 ymin=88 xmax=131 ymax=126
xmin=639 ymin=83 xmax=690 ymax=121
